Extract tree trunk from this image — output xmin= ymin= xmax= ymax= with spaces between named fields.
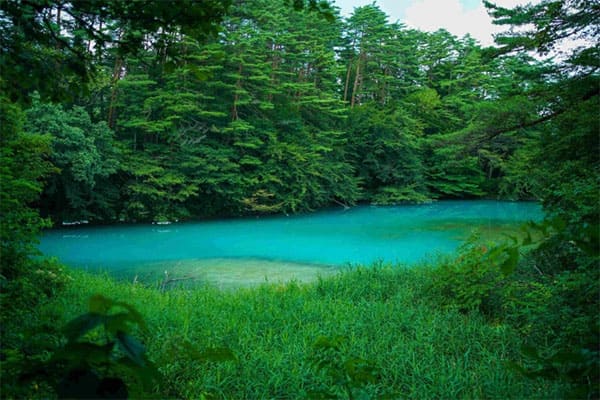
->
xmin=232 ymin=63 xmax=242 ymax=121
xmin=343 ymin=56 xmax=353 ymax=103
xmin=350 ymin=53 xmax=363 ymax=108
xmin=380 ymin=66 xmax=389 ymax=105
xmin=268 ymin=42 xmax=280 ymax=103
xmin=107 ymin=57 xmax=123 ymax=129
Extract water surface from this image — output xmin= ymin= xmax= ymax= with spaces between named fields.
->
xmin=39 ymin=201 xmax=543 ymax=288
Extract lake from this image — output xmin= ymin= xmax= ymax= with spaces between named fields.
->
xmin=39 ymin=200 xmax=543 ymax=288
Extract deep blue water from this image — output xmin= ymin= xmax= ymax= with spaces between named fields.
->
xmin=39 ymin=201 xmax=543 ymax=278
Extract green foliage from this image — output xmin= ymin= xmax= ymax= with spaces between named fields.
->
xmin=430 ymin=234 xmax=519 ymax=314
xmin=371 ymin=186 xmax=430 ymax=205
xmin=422 ymin=135 xmax=486 ymax=198
xmin=1 ymin=0 xmax=594 ymax=222
xmin=512 ymin=346 xmax=598 ymax=400
xmin=0 ymin=0 xmax=232 ymax=103
xmin=0 ymin=257 xmax=71 ymax=399
xmin=430 ymin=216 xmax=600 ymax=398
xmin=485 ymin=0 xmax=599 ymax=62
xmin=530 ymin=96 xmax=599 ymax=227
xmin=121 ymin=151 xmax=197 ymax=221
xmin=497 ymin=131 xmax=539 ymax=199
xmin=18 ymin=266 xmax=563 ymax=399
xmin=347 ymin=104 xmax=426 ymax=203
xmin=6 ymin=0 xmax=552 ymax=223
xmin=510 ymin=275 xmax=599 ymax=397
xmin=103 ymin=0 xmax=362 ymax=219
xmin=51 ymin=294 xmax=159 ymax=398
xmin=505 ymin=220 xmax=600 ymax=398
xmin=25 ymin=98 xmax=121 ymax=222
xmin=1 ymin=0 xmax=598 ymax=398
xmin=310 ymin=335 xmax=381 ymax=399
xmin=0 ymin=96 xmax=73 ymax=399
xmin=472 ymin=4 xmax=600 ymax=394
xmin=0 ymin=96 xmax=56 ymax=277
xmin=4 ymin=294 xmax=162 ymax=399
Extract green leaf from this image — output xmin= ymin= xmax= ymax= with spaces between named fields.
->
xmin=63 ymin=313 xmax=104 ymax=341
xmin=111 ymin=301 xmax=148 ymax=331
xmin=116 ymin=331 xmax=147 ymax=367
xmin=500 ymin=246 xmax=519 ymax=276
xmin=89 ymin=294 xmax=115 ymax=315
xmin=104 ymin=313 xmax=134 ymax=336
xmin=53 ymin=342 xmax=114 ymax=365
xmin=115 ymin=357 xmax=162 ymax=390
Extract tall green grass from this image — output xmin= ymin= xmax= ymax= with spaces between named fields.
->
xmin=41 ymin=264 xmax=565 ymax=399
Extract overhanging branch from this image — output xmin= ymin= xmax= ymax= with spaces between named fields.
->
xmin=481 ymin=86 xmax=599 ymax=141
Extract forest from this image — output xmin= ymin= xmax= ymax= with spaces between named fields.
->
xmin=0 ymin=0 xmax=598 ymax=398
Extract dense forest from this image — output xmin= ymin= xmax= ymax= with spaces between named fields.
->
xmin=8 ymin=0 xmax=597 ymax=223
xmin=1 ymin=0 xmax=598 ymax=398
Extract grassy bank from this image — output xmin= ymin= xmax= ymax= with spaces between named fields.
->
xmin=34 ymin=264 xmax=563 ymax=399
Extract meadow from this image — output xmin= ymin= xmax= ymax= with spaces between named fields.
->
xmin=26 ymin=262 xmax=564 ymax=399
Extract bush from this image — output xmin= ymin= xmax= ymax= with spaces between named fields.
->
xmin=430 ymin=221 xmax=600 ymax=399
xmin=429 ymin=233 xmax=517 ymax=315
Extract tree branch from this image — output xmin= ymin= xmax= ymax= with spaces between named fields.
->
xmin=479 ymin=86 xmax=599 ymax=142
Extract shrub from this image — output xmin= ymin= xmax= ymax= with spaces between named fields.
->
xmin=430 ymin=233 xmax=518 ymax=315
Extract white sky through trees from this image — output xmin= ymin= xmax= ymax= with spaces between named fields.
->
xmin=334 ymin=0 xmax=541 ymax=47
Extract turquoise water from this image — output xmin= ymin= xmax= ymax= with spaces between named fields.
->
xmin=39 ymin=201 xmax=543 ymax=287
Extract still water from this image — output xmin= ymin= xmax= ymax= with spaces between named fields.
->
xmin=39 ymin=201 xmax=543 ymax=287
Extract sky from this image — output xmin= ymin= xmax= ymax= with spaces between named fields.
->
xmin=334 ymin=0 xmax=540 ymax=47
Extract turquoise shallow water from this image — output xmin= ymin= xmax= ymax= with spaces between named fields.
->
xmin=39 ymin=201 xmax=543 ymax=287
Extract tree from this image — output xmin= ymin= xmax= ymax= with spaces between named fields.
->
xmin=96 ymin=0 xmax=360 ymax=219
xmin=25 ymin=99 xmax=121 ymax=222
xmin=482 ymin=0 xmax=598 ymax=134
xmin=412 ymin=31 xmax=492 ymax=197
xmin=0 ymin=0 xmax=232 ymax=104
xmin=482 ymin=1 xmax=599 ymax=396
xmin=483 ymin=0 xmax=599 ymax=223
xmin=346 ymin=104 xmax=426 ymax=203
xmin=0 ymin=97 xmax=55 ymax=277
xmin=342 ymin=4 xmax=396 ymax=107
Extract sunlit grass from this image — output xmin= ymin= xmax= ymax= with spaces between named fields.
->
xmin=44 ymin=265 xmax=565 ymax=399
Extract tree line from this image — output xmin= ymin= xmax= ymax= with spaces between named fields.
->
xmin=7 ymin=0 xmax=595 ymax=224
